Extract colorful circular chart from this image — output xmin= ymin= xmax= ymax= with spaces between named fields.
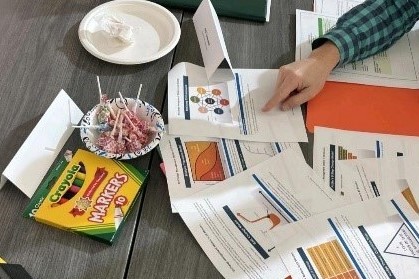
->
xmin=190 ymin=87 xmax=230 ymax=115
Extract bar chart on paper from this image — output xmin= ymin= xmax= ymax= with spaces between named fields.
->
xmin=330 ymin=144 xmax=378 ymax=161
xmin=300 ymin=239 xmax=360 ymax=279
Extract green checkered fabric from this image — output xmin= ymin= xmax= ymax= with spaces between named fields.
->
xmin=313 ymin=0 xmax=419 ymax=65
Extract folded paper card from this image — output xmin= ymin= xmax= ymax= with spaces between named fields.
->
xmin=306 ymin=82 xmax=419 ymax=136
xmin=193 ymin=0 xmax=234 ymax=82
xmin=0 ymin=90 xmax=84 ymax=197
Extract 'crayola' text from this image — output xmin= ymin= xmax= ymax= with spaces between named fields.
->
xmin=49 ymin=164 xmax=80 ymax=202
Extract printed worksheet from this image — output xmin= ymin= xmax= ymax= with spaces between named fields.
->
xmin=276 ymin=194 xmax=419 ymax=279
xmin=167 ymin=0 xmax=307 ymax=143
xmin=159 ymin=133 xmax=303 ymax=212
xmin=174 ymin=149 xmax=343 ymax=279
xmin=335 ymin=157 xmax=419 ymax=211
xmin=313 ymin=0 xmax=362 ymax=16
xmin=168 ymin=63 xmax=307 ymax=142
xmin=296 ymin=9 xmax=419 ymax=88
xmin=404 ymin=158 xmax=419 ymax=210
xmin=313 ymin=127 xmax=419 ymax=192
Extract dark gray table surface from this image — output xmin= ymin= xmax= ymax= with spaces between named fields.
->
xmin=0 ymin=1 xmax=313 ymax=278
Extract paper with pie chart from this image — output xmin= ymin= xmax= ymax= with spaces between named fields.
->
xmin=168 ymin=62 xmax=307 ymax=142
xmin=167 ymin=0 xmax=307 ymax=143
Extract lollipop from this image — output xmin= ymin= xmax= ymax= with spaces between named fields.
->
xmin=115 ymin=113 xmax=126 ymax=154
xmin=125 ymin=134 xmax=143 ymax=152
xmin=96 ymin=109 xmax=121 ymax=153
xmin=123 ymin=112 xmax=143 ymax=137
xmin=118 ymin=92 xmax=130 ymax=112
xmin=110 ymin=109 xmax=121 ymax=138
xmin=96 ymin=131 xmax=116 ymax=152
xmin=96 ymin=76 xmax=112 ymax=123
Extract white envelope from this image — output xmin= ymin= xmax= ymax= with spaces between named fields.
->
xmin=0 ymin=90 xmax=84 ymax=198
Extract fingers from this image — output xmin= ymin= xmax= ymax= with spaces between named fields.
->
xmin=280 ymin=86 xmax=318 ymax=110
xmin=262 ymin=68 xmax=301 ymax=112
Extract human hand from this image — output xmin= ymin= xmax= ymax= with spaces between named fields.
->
xmin=262 ymin=41 xmax=340 ymax=111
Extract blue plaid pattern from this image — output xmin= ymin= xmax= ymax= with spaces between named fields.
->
xmin=313 ymin=0 xmax=419 ymax=65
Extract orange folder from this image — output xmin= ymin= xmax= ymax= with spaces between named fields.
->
xmin=306 ymin=81 xmax=419 ymax=136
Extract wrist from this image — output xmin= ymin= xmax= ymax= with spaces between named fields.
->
xmin=309 ymin=41 xmax=340 ymax=72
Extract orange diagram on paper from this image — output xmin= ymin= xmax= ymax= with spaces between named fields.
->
xmin=307 ymin=239 xmax=359 ymax=279
xmin=185 ymin=141 xmax=225 ymax=181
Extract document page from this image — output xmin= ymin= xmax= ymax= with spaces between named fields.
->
xmin=159 ymin=133 xmax=302 ymax=211
xmin=168 ymin=62 xmax=308 ymax=142
xmin=296 ymin=9 xmax=419 ymax=88
xmin=276 ymin=195 xmax=419 ymax=278
xmin=174 ymin=149 xmax=342 ymax=279
xmin=313 ymin=0 xmax=362 ymax=16
xmin=313 ymin=127 xmax=419 ymax=192
xmin=335 ymin=157 xmax=419 ymax=208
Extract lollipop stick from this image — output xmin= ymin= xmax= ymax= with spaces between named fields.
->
xmin=72 ymin=125 xmax=94 ymax=128
xmin=72 ymin=124 xmax=103 ymax=129
xmin=118 ymin=113 xmax=124 ymax=143
xmin=123 ymin=111 xmax=136 ymax=129
xmin=136 ymin=84 xmax=142 ymax=100
xmin=106 ymin=102 xmax=116 ymax=119
xmin=133 ymin=84 xmax=142 ymax=114
xmin=97 ymin=76 xmax=103 ymax=104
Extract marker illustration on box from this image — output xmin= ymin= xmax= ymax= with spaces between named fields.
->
xmin=50 ymin=162 xmax=86 ymax=208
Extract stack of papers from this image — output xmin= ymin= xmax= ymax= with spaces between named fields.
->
xmin=159 ymin=1 xmax=419 ymax=278
xmin=162 ymin=0 xmax=307 ymax=208
xmin=169 ymin=127 xmax=419 ymax=278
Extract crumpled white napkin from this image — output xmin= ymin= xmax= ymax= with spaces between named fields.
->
xmin=96 ymin=14 xmax=134 ymax=45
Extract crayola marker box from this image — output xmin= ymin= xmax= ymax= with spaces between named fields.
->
xmin=23 ymin=149 xmax=149 ymax=244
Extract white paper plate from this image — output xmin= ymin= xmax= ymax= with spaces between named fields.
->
xmin=79 ymin=0 xmax=181 ymax=64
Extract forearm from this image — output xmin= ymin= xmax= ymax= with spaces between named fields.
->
xmin=313 ymin=0 xmax=419 ymax=65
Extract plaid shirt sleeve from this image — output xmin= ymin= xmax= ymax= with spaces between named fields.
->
xmin=312 ymin=0 xmax=419 ymax=66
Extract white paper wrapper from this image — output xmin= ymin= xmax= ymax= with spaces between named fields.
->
xmin=96 ymin=14 xmax=134 ymax=45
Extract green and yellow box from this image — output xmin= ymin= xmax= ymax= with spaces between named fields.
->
xmin=24 ymin=149 xmax=148 ymax=244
